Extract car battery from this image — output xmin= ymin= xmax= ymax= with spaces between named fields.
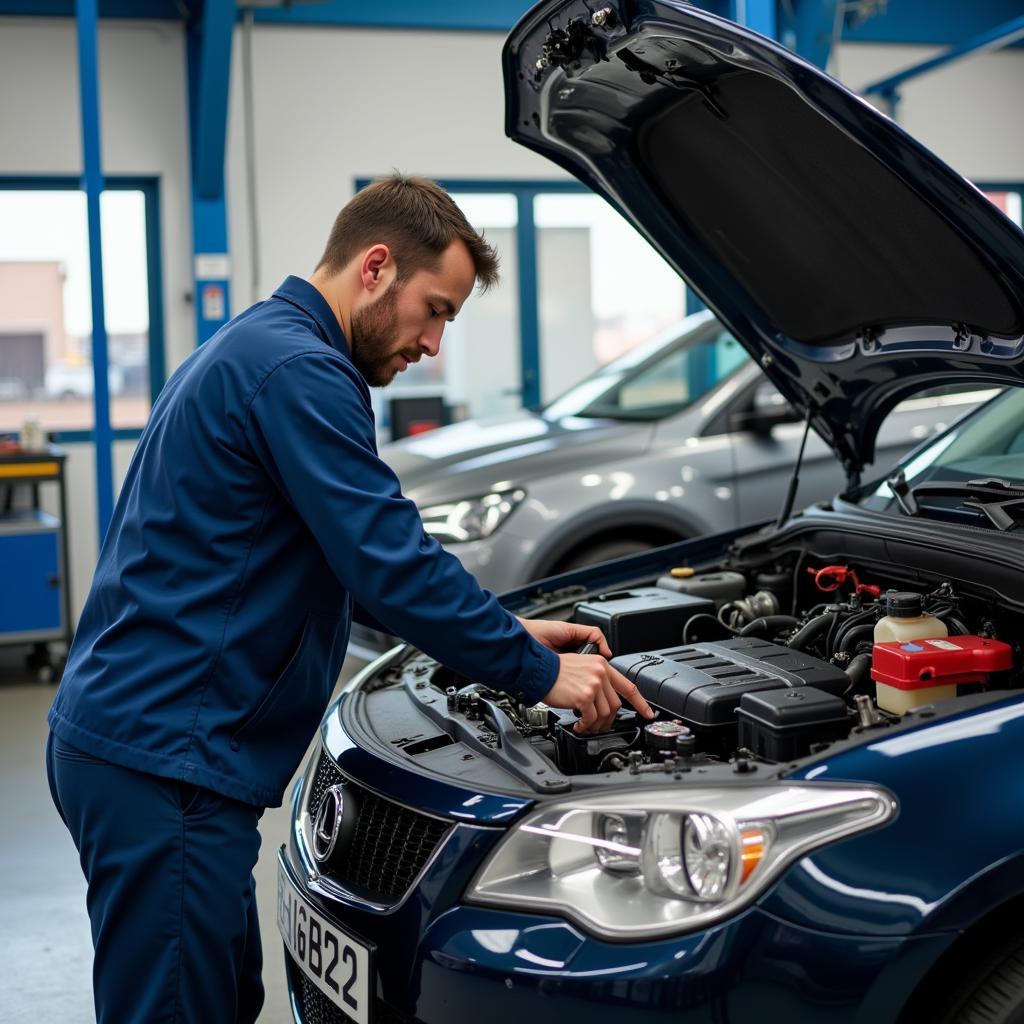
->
xmin=737 ymin=687 xmax=850 ymax=761
xmin=552 ymin=709 xmax=641 ymax=773
xmin=611 ymin=637 xmax=850 ymax=747
xmin=573 ymin=588 xmax=714 ymax=655
xmin=871 ymin=635 xmax=1013 ymax=714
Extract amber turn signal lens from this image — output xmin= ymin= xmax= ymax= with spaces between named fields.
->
xmin=740 ymin=828 xmax=766 ymax=884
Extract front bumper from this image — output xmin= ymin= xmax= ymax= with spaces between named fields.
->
xmin=280 ymin=747 xmax=951 ymax=1024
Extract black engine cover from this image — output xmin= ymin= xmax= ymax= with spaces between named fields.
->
xmin=611 ymin=637 xmax=849 ymax=733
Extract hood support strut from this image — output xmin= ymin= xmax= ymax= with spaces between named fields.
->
xmin=776 ymin=405 xmax=815 ymax=528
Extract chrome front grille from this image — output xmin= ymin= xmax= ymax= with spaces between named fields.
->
xmin=304 ymin=750 xmax=451 ymax=902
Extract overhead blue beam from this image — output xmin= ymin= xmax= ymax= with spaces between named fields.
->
xmin=868 ymin=12 xmax=1024 ymax=113
xmin=863 ymin=12 xmax=1024 ymax=117
xmin=7 ymin=0 xmax=1024 ymax=52
xmin=250 ymin=0 xmax=532 ymax=32
xmin=0 ymin=0 xmax=183 ymax=15
xmin=842 ymin=0 xmax=1024 ymax=47
xmin=186 ymin=0 xmax=234 ymax=343
xmin=76 ymin=0 xmax=115 ymax=542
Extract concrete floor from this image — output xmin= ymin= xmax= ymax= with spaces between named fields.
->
xmin=0 ymin=646 xmax=362 ymax=1023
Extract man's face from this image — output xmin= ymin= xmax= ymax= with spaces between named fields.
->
xmin=349 ymin=239 xmax=476 ymax=387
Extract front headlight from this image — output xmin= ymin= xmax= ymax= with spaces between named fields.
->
xmin=467 ymin=784 xmax=894 ymax=939
xmin=419 ymin=489 xmax=525 ymax=544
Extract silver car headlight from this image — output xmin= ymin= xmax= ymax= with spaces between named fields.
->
xmin=467 ymin=784 xmax=894 ymax=939
xmin=420 ymin=489 xmax=525 ymax=544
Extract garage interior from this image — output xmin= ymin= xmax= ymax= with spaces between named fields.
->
xmin=1 ymin=2 xmax=1022 ymax=1022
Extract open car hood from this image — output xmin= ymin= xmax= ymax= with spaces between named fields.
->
xmin=504 ymin=0 xmax=1024 ymax=484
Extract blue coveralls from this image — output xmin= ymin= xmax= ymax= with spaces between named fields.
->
xmin=46 ymin=276 xmax=560 ymax=1023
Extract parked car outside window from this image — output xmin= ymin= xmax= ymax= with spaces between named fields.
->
xmin=44 ymin=362 xmax=125 ymax=400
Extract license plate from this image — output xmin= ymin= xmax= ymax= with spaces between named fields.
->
xmin=278 ymin=857 xmax=374 ymax=1024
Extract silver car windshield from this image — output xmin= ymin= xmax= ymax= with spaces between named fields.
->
xmin=541 ymin=314 xmax=750 ymax=423
xmin=863 ymin=386 xmax=1024 ymax=518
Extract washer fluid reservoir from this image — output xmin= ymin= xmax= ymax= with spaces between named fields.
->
xmin=873 ymin=591 xmax=947 ymax=645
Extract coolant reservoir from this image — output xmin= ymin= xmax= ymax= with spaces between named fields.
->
xmin=873 ymin=591 xmax=948 ymax=713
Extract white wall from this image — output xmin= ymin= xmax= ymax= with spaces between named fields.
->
xmin=832 ymin=42 xmax=1024 ymax=182
xmin=224 ymin=26 xmax=569 ymax=309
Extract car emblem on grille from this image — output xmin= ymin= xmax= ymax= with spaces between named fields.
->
xmin=312 ymin=784 xmax=346 ymax=864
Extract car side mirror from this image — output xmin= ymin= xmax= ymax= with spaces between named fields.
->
xmin=734 ymin=385 xmax=801 ymax=434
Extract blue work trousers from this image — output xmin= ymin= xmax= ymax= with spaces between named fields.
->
xmin=46 ymin=733 xmax=265 ymax=1023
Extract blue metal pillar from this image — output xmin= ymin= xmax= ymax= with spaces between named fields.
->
xmin=186 ymin=0 xmax=236 ymax=344
xmin=731 ymin=0 xmax=777 ymax=40
xmin=515 ymin=191 xmax=542 ymax=409
xmin=75 ymin=0 xmax=114 ymax=542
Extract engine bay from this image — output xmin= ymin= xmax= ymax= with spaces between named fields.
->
xmin=373 ymin=542 xmax=1022 ymax=788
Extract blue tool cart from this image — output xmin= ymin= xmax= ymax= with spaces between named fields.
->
xmin=0 ymin=444 xmax=73 ymax=680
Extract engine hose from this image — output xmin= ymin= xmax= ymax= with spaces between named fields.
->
xmin=683 ymin=613 xmax=739 ymax=645
xmin=788 ymin=612 xmax=837 ymax=652
xmin=944 ymin=615 xmax=970 ymax=635
xmin=836 ymin=624 xmax=875 ymax=656
xmin=598 ymin=751 xmax=628 ymax=772
xmin=844 ymin=653 xmax=873 ymax=694
xmin=739 ymin=615 xmax=800 ymax=638
xmin=832 ymin=610 xmax=877 ymax=656
xmin=826 ymin=613 xmax=843 ymax=656
xmin=833 ymin=609 xmax=876 ymax=646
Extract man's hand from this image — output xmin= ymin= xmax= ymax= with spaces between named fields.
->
xmin=543 ymin=654 xmax=654 ymax=733
xmin=519 ymin=616 xmax=654 ymax=732
xmin=517 ymin=617 xmax=612 ymax=657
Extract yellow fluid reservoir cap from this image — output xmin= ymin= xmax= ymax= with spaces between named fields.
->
xmin=670 ymin=567 xmax=695 ymax=578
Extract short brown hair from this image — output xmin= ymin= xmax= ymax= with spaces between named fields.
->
xmin=316 ymin=174 xmax=499 ymax=291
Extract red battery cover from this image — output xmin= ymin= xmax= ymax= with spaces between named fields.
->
xmin=871 ymin=635 xmax=1013 ymax=691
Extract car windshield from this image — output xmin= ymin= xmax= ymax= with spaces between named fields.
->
xmin=541 ymin=313 xmax=750 ymax=422
xmin=863 ymin=386 xmax=1024 ymax=528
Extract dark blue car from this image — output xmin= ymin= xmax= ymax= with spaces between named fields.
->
xmin=278 ymin=2 xmax=1024 ymax=1021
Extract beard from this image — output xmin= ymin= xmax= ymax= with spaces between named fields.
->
xmin=349 ymin=282 xmax=405 ymax=387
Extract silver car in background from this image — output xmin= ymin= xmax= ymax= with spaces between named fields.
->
xmin=350 ymin=314 xmax=989 ymax=658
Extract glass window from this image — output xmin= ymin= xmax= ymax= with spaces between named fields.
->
xmin=0 ymin=187 xmax=152 ymax=434
xmin=534 ymin=193 xmax=685 ymax=402
xmin=544 ymin=319 xmax=749 ymax=422
xmin=983 ymin=190 xmax=1023 ymax=228
xmin=377 ymin=192 xmax=521 ymax=438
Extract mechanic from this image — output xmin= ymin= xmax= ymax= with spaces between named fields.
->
xmin=45 ymin=174 xmax=653 ymax=1024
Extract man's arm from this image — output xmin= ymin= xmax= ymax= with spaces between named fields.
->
xmin=245 ymin=352 xmax=558 ymax=702
xmin=244 ymin=352 xmax=652 ymax=729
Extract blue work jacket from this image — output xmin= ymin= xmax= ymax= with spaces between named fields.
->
xmin=49 ymin=277 xmax=559 ymax=807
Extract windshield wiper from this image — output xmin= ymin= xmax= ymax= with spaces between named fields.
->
xmin=887 ymin=474 xmax=1024 ymax=531
xmin=886 ymin=470 xmax=919 ymax=516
